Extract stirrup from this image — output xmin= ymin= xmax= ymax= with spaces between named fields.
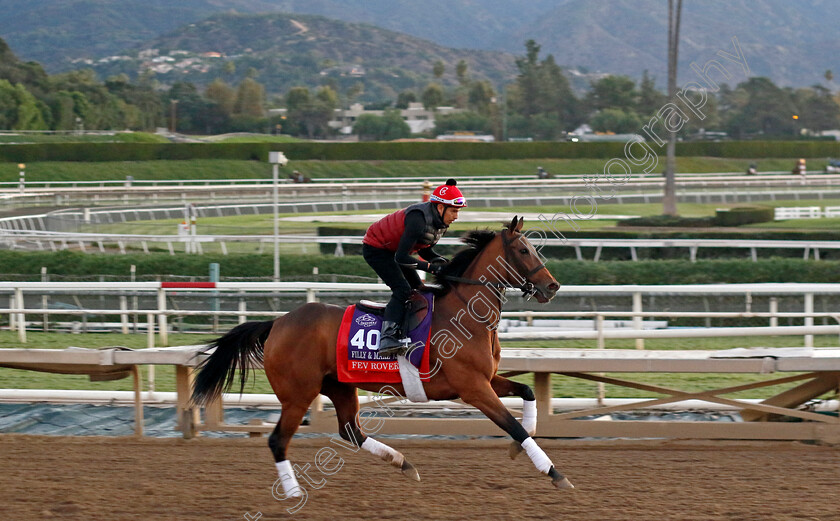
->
xmin=378 ymin=337 xmax=410 ymax=357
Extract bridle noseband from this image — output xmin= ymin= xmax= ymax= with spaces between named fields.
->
xmin=444 ymin=231 xmax=547 ymax=299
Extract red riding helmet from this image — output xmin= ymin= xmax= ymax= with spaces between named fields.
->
xmin=429 ymin=179 xmax=467 ymax=207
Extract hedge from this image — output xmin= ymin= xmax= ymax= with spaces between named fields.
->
xmin=320 ymin=225 xmax=840 ymax=260
xmin=713 ymin=206 xmax=775 ymax=226
xmin=2 ymin=251 xmax=840 ymax=285
xmin=1 ymin=140 xmax=839 ymax=163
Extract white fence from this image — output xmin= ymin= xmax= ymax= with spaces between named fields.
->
xmin=2 ymin=282 xmax=840 ymax=348
xmin=774 ymin=206 xmax=840 ymax=219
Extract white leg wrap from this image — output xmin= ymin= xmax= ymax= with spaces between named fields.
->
xmin=521 ymin=399 xmax=537 ymax=436
xmin=362 ymin=437 xmax=405 ymax=467
xmin=521 ymin=437 xmax=553 ymax=474
xmin=275 ymin=460 xmax=303 ymax=498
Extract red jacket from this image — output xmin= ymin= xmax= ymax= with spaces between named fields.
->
xmin=363 ymin=202 xmax=445 ymax=253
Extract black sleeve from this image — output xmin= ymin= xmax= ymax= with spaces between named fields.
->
xmin=394 ymin=210 xmax=431 ymax=271
xmin=417 ymin=247 xmax=443 ymax=262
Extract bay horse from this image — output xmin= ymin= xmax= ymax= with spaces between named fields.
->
xmin=191 ymin=217 xmax=574 ymax=498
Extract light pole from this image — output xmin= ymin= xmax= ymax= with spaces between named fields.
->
xmin=268 ymin=151 xmax=288 ymax=282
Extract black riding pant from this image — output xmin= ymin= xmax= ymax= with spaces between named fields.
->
xmin=362 ymin=244 xmax=422 ymax=325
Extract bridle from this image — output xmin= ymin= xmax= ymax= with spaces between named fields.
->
xmin=443 ymin=230 xmax=547 ymax=299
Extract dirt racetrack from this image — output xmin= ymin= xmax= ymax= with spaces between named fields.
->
xmin=1 ymin=435 xmax=839 ymax=521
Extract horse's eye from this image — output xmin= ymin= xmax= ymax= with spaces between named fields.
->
xmin=519 ymin=248 xmax=529 ymax=255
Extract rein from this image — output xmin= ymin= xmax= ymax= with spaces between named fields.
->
xmin=442 ymin=231 xmax=546 ymax=299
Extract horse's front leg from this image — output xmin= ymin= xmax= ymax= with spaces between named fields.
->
xmin=460 ymin=382 xmax=573 ymax=490
xmin=490 ymin=375 xmax=540 ymax=461
xmin=491 ymin=375 xmax=537 ymax=436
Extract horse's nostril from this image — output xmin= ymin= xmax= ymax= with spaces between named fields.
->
xmin=547 ymin=282 xmax=560 ymax=291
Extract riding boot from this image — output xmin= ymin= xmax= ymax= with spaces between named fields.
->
xmin=377 ymin=320 xmax=408 ymax=357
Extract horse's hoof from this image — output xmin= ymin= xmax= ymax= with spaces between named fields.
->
xmin=552 ymin=476 xmax=575 ymax=490
xmin=508 ymin=441 xmax=524 ymax=460
xmin=401 ymin=460 xmax=421 ymax=482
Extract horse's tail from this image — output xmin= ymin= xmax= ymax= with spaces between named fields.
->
xmin=191 ymin=320 xmax=274 ymax=406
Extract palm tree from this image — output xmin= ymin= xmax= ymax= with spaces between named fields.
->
xmin=663 ymin=0 xmax=683 ymax=216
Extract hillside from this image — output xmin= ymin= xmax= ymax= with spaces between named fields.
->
xmin=0 ymin=0 xmax=280 ymax=70
xmin=0 ymin=0 xmax=838 ymax=87
xmin=510 ymin=0 xmax=840 ymax=88
xmin=89 ymin=12 xmax=519 ymax=100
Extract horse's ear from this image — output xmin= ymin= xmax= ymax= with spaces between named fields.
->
xmin=515 ymin=217 xmax=524 ymax=232
xmin=508 ymin=216 xmax=518 ymax=233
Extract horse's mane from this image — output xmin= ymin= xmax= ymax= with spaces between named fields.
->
xmin=431 ymin=229 xmax=497 ymax=294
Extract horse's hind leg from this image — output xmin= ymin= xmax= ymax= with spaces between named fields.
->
xmin=490 ymin=375 xmax=538 ymax=459
xmin=320 ymin=378 xmax=420 ymax=482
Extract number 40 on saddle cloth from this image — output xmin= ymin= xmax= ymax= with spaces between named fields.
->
xmin=336 ymin=292 xmax=433 ymax=384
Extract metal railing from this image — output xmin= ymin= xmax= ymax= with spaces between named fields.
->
xmin=2 ymin=229 xmax=839 ymax=261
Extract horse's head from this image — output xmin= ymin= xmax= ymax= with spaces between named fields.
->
xmin=498 ymin=216 xmax=560 ymax=303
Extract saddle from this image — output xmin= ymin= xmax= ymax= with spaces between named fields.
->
xmin=336 ymin=290 xmax=434 ymax=385
xmin=357 ymin=290 xmax=430 ymax=332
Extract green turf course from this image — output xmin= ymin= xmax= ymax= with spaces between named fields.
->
xmin=0 ymin=132 xmax=169 ymax=144
xmin=0 ymin=156 xmax=825 ymax=183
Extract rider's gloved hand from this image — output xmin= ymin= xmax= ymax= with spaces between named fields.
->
xmin=426 ymin=262 xmax=445 ymax=275
xmin=429 ymin=256 xmax=449 ymax=265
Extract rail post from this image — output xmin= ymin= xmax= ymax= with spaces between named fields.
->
xmin=596 ymin=314 xmax=605 ymax=349
xmin=157 ymin=288 xmax=168 ymax=347
xmin=533 ymin=372 xmax=553 ymax=426
xmin=41 ymin=267 xmax=49 ymax=332
xmin=132 ymin=365 xmax=144 ymax=436
xmin=633 ymin=292 xmax=644 ymax=349
xmin=15 ymin=287 xmax=26 ymax=343
xmin=146 ymin=313 xmax=156 ymax=399
xmin=120 ymin=296 xmax=129 ymax=334
xmin=238 ymin=299 xmax=247 ymax=325
xmin=805 ymin=293 xmax=814 ymax=347
xmin=175 ymin=365 xmax=198 ymax=439
xmin=8 ymin=294 xmax=15 ymax=332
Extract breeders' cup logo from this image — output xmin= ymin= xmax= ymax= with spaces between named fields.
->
xmin=355 ymin=313 xmax=377 ymax=327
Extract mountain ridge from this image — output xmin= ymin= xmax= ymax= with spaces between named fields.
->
xmin=0 ymin=0 xmax=837 ymax=87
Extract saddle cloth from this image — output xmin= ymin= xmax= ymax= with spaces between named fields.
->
xmin=336 ymin=292 xmax=433 ymax=384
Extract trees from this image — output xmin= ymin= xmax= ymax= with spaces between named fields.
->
xmin=456 ymin=60 xmax=469 ymax=85
xmin=433 ymin=111 xmax=492 ymax=135
xmin=467 ymin=80 xmax=495 ymax=116
xmin=590 ymin=108 xmax=641 ymax=134
xmin=396 ymin=90 xmax=417 ymax=109
xmin=234 ymin=77 xmax=265 ymax=118
xmin=722 ymin=77 xmax=797 ymax=138
xmin=0 ymin=80 xmax=47 ymax=129
xmin=506 ymin=40 xmax=579 ymax=140
xmin=637 ymin=70 xmax=667 ymax=117
xmin=421 ymin=82 xmax=445 ymax=111
xmin=205 ymin=79 xmax=236 ymax=118
xmin=795 ymin=85 xmax=840 ymax=134
xmin=352 ymin=108 xmax=410 ymax=141
xmin=285 ymin=85 xmax=338 ymax=138
xmin=587 ymin=75 xmax=638 ymax=113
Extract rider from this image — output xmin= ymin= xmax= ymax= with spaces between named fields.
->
xmin=362 ymin=179 xmax=466 ymax=357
